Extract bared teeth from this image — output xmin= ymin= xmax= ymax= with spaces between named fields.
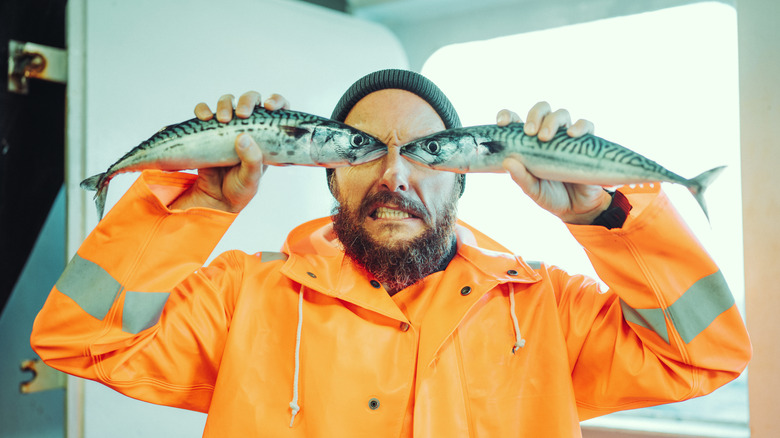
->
xmin=375 ymin=207 xmax=411 ymax=219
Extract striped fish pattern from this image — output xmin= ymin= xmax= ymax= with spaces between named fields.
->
xmin=400 ymin=123 xmax=725 ymax=219
xmin=81 ymin=108 xmax=386 ymax=220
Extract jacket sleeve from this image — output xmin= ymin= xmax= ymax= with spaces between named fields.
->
xmin=559 ymin=185 xmax=751 ymax=420
xmin=30 ymin=170 xmax=242 ymax=413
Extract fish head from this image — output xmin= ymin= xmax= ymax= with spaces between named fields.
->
xmin=310 ymin=122 xmax=387 ymax=166
xmin=400 ymin=130 xmax=476 ymax=172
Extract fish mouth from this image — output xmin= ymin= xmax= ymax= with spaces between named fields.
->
xmin=352 ymin=147 xmax=388 ymax=165
xmin=400 ymin=147 xmax=468 ymax=174
xmin=398 ymin=148 xmax=422 ymax=161
xmin=398 ymin=148 xmax=435 ymax=168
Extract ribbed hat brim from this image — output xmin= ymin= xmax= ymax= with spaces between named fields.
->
xmin=331 ymin=69 xmax=461 ymax=129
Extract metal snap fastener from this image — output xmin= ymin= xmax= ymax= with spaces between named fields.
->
xmin=370 ymin=280 xmax=381 ymax=288
xmin=507 ymin=269 xmax=519 ymax=276
xmin=460 ymin=286 xmax=472 ymax=296
xmin=400 ymin=322 xmax=410 ymax=332
xmin=307 ymin=272 xmax=317 ymax=278
xmin=368 ymin=398 xmax=380 ymax=410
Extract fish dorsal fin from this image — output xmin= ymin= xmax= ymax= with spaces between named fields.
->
xmin=280 ymin=126 xmax=310 ymax=139
xmin=481 ymin=141 xmax=506 ymax=154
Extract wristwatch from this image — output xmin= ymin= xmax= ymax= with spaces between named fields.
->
xmin=590 ymin=190 xmax=632 ymax=229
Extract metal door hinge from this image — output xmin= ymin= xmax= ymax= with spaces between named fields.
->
xmin=20 ymin=358 xmax=66 ymax=393
xmin=8 ymin=40 xmax=67 ymax=94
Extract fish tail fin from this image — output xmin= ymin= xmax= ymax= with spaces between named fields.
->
xmin=686 ymin=165 xmax=726 ymax=222
xmin=80 ymin=173 xmax=103 ymax=191
xmin=80 ymin=173 xmax=108 ymax=220
xmin=94 ymin=186 xmax=108 ymax=221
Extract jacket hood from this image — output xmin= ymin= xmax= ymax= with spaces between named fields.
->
xmin=279 ymin=217 xmax=542 ymax=291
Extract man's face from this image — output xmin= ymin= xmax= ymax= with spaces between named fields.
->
xmin=332 ymin=89 xmax=460 ymax=248
xmin=330 ymin=89 xmax=461 ymax=291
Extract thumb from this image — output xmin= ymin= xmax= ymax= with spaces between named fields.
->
xmin=235 ymin=133 xmax=264 ymax=188
xmin=502 ymin=156 xmax=539 ymax=198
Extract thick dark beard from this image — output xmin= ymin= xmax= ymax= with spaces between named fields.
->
xmin=331 ymin=189 xmax=458 ymax=295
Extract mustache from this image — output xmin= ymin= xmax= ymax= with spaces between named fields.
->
xmin=358 ymin=191 xmax=432 ymax=225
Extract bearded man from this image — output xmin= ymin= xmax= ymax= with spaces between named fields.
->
xmin=31 ymin=69 xmax=750 ymax=437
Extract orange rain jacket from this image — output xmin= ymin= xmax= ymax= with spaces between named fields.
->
xmin=31 ymin=170 xmax=751 ymax=437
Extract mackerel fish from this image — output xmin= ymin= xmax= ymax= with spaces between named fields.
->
xmin=400 ymin=123 xmax=725 ymax=220
xmin=81 ymin=107 xmax=387 ymax=220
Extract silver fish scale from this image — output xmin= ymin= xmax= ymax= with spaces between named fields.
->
xmin=111 ymin=108 xmax=372 ymax=171
xmin=461 ymin=124 xmax=683 ymax=182
xmin=400 ymin=122 xmax=726 ymax=220
xmin=111 ymin=109 xmax=308 ymax=166
xmin=143 ymin=109 xmax=322 ymax=149
xmin=82 ymin=107 xmax=387 ymax=220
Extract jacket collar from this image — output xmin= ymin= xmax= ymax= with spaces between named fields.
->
xmin=279 ymin=217 xmax=542 ymax=321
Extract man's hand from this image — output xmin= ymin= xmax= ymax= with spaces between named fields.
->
xmin=498 ymin=102 xmax=612 ymax=225
xmin=168 ymin=92 xmax=290 ymax=213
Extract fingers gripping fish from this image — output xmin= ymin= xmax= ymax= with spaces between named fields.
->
xmin=81 ymin=108 xmax=387 ymax=220
xmin=400 ymin=123 xmax=725 ymax=220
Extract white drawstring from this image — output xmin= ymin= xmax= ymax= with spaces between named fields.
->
xmin=289 ymin=287 xmax=304 ymax=427
xmin=509 ymin=284 xmax=526 ymax=353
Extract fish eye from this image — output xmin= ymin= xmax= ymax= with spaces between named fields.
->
xmin=424 ymin=140 xmax=440 ymax=154
xmin=351 ymin=134 xmax=367 ymax=147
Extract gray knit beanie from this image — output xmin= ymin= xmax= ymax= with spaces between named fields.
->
xmin=327 ymin=68 xmax=465 ymax=196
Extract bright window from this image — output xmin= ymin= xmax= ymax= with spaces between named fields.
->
xmin=422 ymin=2 xmax=747 ymax=436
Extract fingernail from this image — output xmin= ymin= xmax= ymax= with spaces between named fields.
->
xmin=524 ymin=122 xmax=535 ymax=133
xmin=238 ymin=134 xmax=251 ymax=149
xmin=539 ymin=128 xmax=550 ymax=139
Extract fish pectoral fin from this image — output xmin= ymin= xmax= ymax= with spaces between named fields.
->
xmin=480 ymin=141 xmax=506 ymax=154
xmin=279 ymin=126 xmax=311 ymax=139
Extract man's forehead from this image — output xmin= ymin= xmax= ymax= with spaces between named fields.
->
xmin=346 ymin=89 xmax=440 ymax=117
xmin=344 ymin=89 xmax=446 ymax=133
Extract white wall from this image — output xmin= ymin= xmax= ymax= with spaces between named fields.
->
xmin=66 ymin=0 xmax=407 ymax=436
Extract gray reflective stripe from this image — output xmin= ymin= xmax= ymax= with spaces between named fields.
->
xmin=260 ymin=252 xmax=288 ymax=263
xmin=122 ymin=291 xmax=170 ymax=334
xmin=620 ymin=270 xmax=735 ymax=344
xmin=620 ymin=299 xmax=669 ymax=342
xmin=525 ymin=261 xmax=542 ymax=270
xmin=55 ymin=254 xmax=121 ymax=320
xmin=668 ymin=270 xmax=734 ymax=344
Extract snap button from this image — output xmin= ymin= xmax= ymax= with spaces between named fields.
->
xmin=507 ymin=269 xmax=519 ymax=276
xmin=370 ymin=280 xmax=381 ymax=289
xmin=399 ymin=322 xmax=410 ymax=332
xmin=307 ymin=272 xmax=317 ymax=278
xmin=460 ymin=286 xmax=472 ymax=296
xmin=368 ymin=398 xmax=380 ymax=410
